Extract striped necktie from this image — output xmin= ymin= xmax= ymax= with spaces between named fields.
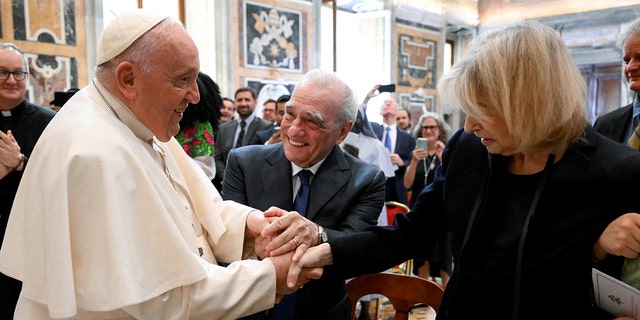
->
xmin=629 ymin=123 xmax=640 ymax=150
xmin=235 ymin=120 xmax=246 ymax=148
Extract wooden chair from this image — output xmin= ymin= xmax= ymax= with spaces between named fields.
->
xmin=384 ymin=201 xmax=415 ymax=275
xmin=346 ymin=272 xmax=444 ymax=320
xmin=385 ymin=200 xmax=410 ymax=225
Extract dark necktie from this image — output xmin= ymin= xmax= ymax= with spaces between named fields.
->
xmin=384 ymin=126 xmax=392 ymax=152
xmin=294 ymin=170 xmax=311 ymax=216
xmin=273 ymin=170 xmax=312 ymax=320
xmin=235 ymin=120 xmax=246 ymax=148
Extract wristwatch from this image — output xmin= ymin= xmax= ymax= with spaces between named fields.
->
xmin=14 ymin=153 xmax=27 ymax=171
xmin=317 ymin=225 xmax=328 ymax=244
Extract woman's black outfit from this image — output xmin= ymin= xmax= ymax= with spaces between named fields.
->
xmin=409 ymin=153 xmax=453 ymax=280
xmin=329 ymin=128 xmax=640 ymax=319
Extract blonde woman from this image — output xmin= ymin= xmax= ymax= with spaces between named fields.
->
xmin=288 ymin=21 xmax=640 ymax=319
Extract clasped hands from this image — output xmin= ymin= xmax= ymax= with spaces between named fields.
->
xmin=246 ymin=207 xmax=326 ymax=302
xmin=0 ymin=130 xmax=22 ymax=179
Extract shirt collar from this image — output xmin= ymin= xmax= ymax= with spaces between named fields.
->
xmin=291 ymin=158 xmax=325 ymax=177
xmin=240 ymin=112 xmax=256 ymax=125
xmin=0 ymin=100 xmax=26 ymax=117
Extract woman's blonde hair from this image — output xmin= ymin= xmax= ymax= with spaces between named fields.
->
xmin=438 ymin=21 xmax=587 ymax=155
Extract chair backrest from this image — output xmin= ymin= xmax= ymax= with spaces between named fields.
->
xmin=385 ymin=201 xmax=410 ymax=225
xmin=346 ymin=272 xmax=444 ymax=320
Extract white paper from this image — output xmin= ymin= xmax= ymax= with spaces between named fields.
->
xmin=592 ymin=268 xmax=640 ymax=319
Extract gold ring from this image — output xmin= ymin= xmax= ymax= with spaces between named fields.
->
xmin=292 ymin=238 xmax=300 ymax=247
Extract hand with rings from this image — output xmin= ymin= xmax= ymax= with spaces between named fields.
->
xmin=262 ymin=208 xmax=319 ymax=262
xmin=291 ymin=237 xmax=300 ymax=248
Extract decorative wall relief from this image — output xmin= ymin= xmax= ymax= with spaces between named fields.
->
xmin=393 ymin=23 xmax=441 ymax=123
xmin=398 ymin=92 xmax=436 ymax=129
xmin=13 ymin=0 xmax=76 ymax=45
xmin=244 ymin=1 xmax=302 ymax=72
xmin=246 ymin=77 xmax=297 ymax=116
xmin=3 ymin=0 xmax=85 ymax=109
xmin=397 ymin=33 xmax=437 ymax=90
xmin=25 ymin=53 xmax=77 ymax=106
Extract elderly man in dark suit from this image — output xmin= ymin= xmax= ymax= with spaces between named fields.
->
xmin=213 ymin=87 xmax=273 ymax=190
xmin=594 ymin=101 xmax=634 ymax=143
xmin=370 ymin=96 xmax=415 ymax=205
xmin=222 ymin=69 xmax=386 ymax=320
xmin=594 ymin=18 xmax=640 ymax=146
xmin=0 ymin=42 xmax=56 ymax=319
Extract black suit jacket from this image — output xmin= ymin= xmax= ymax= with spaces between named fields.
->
xmin=213 ymin=116 xmax=273 ymax=189
xmin=223 ymin=144 xmax=386 ymax=319
xmin=370 ymin=122 xmax=415 ymax=204
xmin=0 ymin=100 xmax=56 ymax=318
xmin=0 ymin=100 xmax=56 ymax=244
xmin=593 ymin=103 xmax=633 ymax=143
xmin=329 ymin=127 xmax=640 ymax=319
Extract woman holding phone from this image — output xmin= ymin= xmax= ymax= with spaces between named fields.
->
xmin=404 ymin=112 xmax=451 ymax=206
xmin=403 ymin=111 xmax=452 ymax=286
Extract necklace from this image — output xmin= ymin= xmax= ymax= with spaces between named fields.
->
xmin=422 ymin=154 xmax=438 ymax=185
xmin=93 ymin=79 xmax=122 ymax=122
xmin=93 ymin=80 xmax=174 ymax=186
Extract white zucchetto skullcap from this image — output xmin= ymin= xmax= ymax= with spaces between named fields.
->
xmin=96 ymin=10 xmax=169 ymax=65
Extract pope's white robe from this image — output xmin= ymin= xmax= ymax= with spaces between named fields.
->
xmin=0 ymin=80 xmax=276 ymax=319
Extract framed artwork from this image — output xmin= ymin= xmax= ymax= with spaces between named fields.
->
xmin=398 ymin=92 xmax=435 ymax=129
xmin=397 ymin=33 xmax=437 ymax=90
xmin=393 ymin=22 xmax=441 ymax=119
xmin=245 ymin=77 xmax=298 ymax=116
xmin=243 ymin=1 xmax=302 ymax=72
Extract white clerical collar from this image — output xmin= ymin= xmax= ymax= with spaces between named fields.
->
xmin=1 ymin=111 xmax=11 ymax=117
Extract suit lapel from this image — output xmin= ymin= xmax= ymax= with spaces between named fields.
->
xmin=305 ymin=146 xmax=350 ymax=220
xmin=262 ymin=146 xmax=294 ymax=210
xmin=244 ymin=118 xmax=261 ymax=145
xmin=221 ymin=120 xmax=238 ymax=151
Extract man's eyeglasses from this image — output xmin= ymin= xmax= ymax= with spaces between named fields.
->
xmin=422 ymin=125 xmax=438 ymax=131
xmin=0 ymin=70 xmax=28 ymax=81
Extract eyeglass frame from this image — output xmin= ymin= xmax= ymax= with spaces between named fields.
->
xmin=421 ymin=125 xmax=439 ymax=131
xmin=0 ymin=70 xmax=28 ymax=81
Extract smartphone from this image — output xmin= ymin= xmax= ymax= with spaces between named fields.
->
xmin=417 ymin=138 xmax=428 ymax=151
xmin=378 ymin=84 xmax=396 ymax=93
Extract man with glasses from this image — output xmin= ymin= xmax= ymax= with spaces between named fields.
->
xmin=262 ymin=98 xmax=277 ymax=124
xmin=0 ymin=42 xmax=56 ymax=319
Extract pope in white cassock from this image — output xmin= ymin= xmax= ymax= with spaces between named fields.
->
xmin=0 ymin=10 xmax=319 ymax=320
